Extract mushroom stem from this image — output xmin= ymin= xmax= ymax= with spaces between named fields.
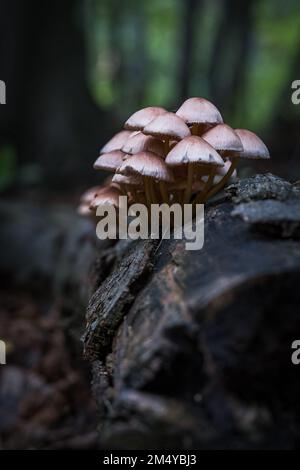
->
xmin=159 ymin=181 xmax=169 ymax=204
xmin=205 ymin=158 xmax=239 ymax=202
xmin=149 ymin=181 xmax=158 ymax=204
xmin=184 ymin=163 xmax=194 ymax=204
xmin=164 ymin=139 xmax=169 ymax=156
xmin=144 ymin=176 xmax=152 ymax=207
xmin=193 ymin=168 xmax=216 ymax=205
xmin=130 ymin=187 xmax=138 ymax=202
xmin=119 ymin=185 xmax=127 ymax=196
xmin=191 ymin=124 xmax=198 ymax=135
xmin=137 ymin=191 xmax=146 ymax=204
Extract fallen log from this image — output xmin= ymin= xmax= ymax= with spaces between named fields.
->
xmin=84 ymin=173 xmax=300 ymax=449
xmin=1 ymin=174 xmax=300 ymax=449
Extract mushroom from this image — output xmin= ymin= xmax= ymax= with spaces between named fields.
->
xmin=100 ymin=130 xmax=133 ymax=154
xmin=89 ymin=187 xmax=121 ymax=212
xmin=124 ymin=107 xmax=167 ymax=131
xmin=235 ymin=129 xmax=270 ymax=160
xmin=93 ymin=150 xmax=125 ymax=172
xmin=77 ymin=203 xmax=94 ymax=217
xmin=122 ymin=131 xmax=165 ymax=157
xmin=79 ymin=97 xmax=271 ymax=228
xmin=112 ymin=173 xmax=143 ymax=203
xmin=78 ymin=185 xmax=108 ymax=218
xmin=78 ymin=182 xmax=121 ymax=219
xmin=204 ymin=128 xmax=270 ymax=201
xmin=202 ymin=124 xmax=243 ymax=157
xmin=165 ymin=136 xmax=224 ymax=203
xmin=143 ymin=112 xmax=191 ymax=154
xmin=176 ymin=97 xmax=223 ymax=135
xmin=200 ymin=124 xmax=243 ymax=197
xmin=118 ymin=151 xmax=174 ymax=205
xmin=79 ymin=185 xmax=105 ymax=205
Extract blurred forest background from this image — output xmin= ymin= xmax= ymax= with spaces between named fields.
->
xmin=0 ymin=0 xmax=300 ymax=198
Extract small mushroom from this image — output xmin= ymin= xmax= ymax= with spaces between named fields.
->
xmin=122 ymin=131 xmax=164 ymax=157
xmin=143 ymin=112 xmax=191 ymax=155
xmin=90 ymin=187 xmax=121 ymax=212
xmin=100 ymin=130 xmax=133 ymax=154
xmin=112 ymin=173 xmax=143 ymax=202
xmin=78 ymin=183 xmax=121 ymax=219
xmin=125 ymin=107 xmax=167 ymax=131
xmin=200 ymin=124 xmax=243 ymax=198
xmin=176 ymin=97 xmax=223 ymax=135
xmin=205 ymin=128 xmax=269 ymax=201
xmin=93 ymin=150 xmax=125 ymax=172
xmin=202 ymin=124 xmax=243 ymax=157
xmin=78 ymin=185 xmax=106 ymax=218
xmin=234 ymin=129 xmax=270 ymax=160
xmin=166 ymin=136 xmax=224 ymax=203
xmin=118 ymin=151 xmax=174 ymax=205
xmin=79 ymin=185 xmax=105 ymax=205
xmin=77 ymin=203 xmax=94 ymax=217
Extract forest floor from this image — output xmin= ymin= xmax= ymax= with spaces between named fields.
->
xmin=0 ymin=285 xmax=98 ymax=450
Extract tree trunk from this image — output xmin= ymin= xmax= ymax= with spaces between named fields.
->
xmin=0 ymin=0 xmax=110 ymax=189
xmin=208 ymin=0 xmax=255 ymax=116
xmin=178 ymin=0 xmax=202 ymax=101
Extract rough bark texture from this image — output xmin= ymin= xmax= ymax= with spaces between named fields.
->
xmin=1 ymin=173 xmax=300 ymax=449
xmin=84 ymin=173 xmax=300 ymax=450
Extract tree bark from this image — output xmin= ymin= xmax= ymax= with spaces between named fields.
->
xmin=84 ymin=174 xmax=300 ymax=449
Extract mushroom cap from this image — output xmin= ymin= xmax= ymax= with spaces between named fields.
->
xmin=202 ymin=124 xmax=243 ymax=155
xmin=176 ymin=97 xmax=223 ymax=126
xmin=118 ymin=151 xmax=174 ymax=182
xmin=112 ymin=173 xmax=142 ymax=186
xmin=165 ymin=136 xmax=224 ymax=167
xmin=80 ymin=185 xmax=104 ymax=204
xmin=122 ymin=131 xmax=164 ymax=157
xmin=143 ymin=112 xmax=191 ymax=141
xmin=94 ymin=150 xmax=125 ymax=171
xmin=125 ymin=107 xmax=167 ymax=131
xmin=234 ymin=129 xmax=270 ymax=159
xmin=77 ymin=203 xmax=94 ymax=217
xmin=100 ymin=130 xmax=133 ymax=154
xmin=90 ymin=188 xmax=121 ymax=210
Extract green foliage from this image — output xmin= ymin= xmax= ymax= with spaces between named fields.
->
xmin=237 ymin=0 xmax=300 ymax=131
xmin=86 ymin=0 xmax=300 ymax=132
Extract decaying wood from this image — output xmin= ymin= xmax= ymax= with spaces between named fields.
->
xmin=84 ymin=173 xmax=300 ymax=449
xmin=1 ymin=174 xmax=300 ymax=449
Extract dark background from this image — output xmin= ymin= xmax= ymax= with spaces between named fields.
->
xmin=0 ymin=0 xmax=300 ymax=450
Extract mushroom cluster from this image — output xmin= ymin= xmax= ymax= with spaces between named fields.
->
xmin=78 ymin=97 xmax=270 ymax=217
